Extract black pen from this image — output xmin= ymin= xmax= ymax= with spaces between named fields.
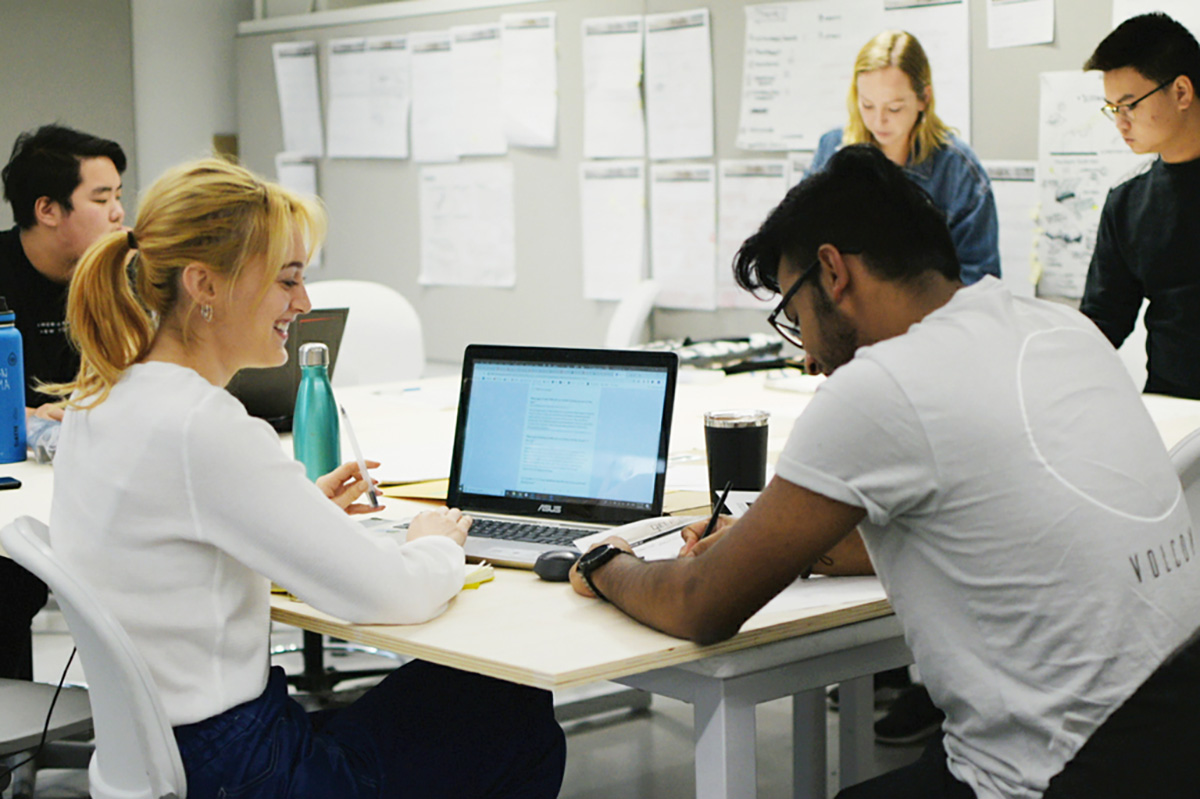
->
xmin=701 ymin=480 xmax=734 ymax=540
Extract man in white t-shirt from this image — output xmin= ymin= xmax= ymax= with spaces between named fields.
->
xmin=569 ymin=144 xmax=1200 ymax=798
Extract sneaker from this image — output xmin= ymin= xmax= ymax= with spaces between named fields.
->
xmin=874 ymin=684 xmax=945 ymax=746
xmin=827 ymin=666 xmax=912 ymax=710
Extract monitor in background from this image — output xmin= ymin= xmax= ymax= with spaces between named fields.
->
xmin=226 ymin=307 xmax=348 ymax=431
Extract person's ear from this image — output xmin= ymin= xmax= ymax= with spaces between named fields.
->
xmin=817 ymin=243 xmax=852 ymax=304
xmin=33 ymin=197 xmax=63 ymax=229
xmin=179 ymin=262 xmax=219 ymax=309
xmin=1174 ymin=75 xmax=1195 ymax=111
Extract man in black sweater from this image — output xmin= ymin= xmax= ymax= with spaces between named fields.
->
xmin=1082 ymin=13 xmax=1200 ymax=399
xmin=0 ymin=124 xmax=126 ymax=682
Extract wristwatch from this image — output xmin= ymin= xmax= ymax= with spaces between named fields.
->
xmin=577 ymin=543 xmax=625 ymax=602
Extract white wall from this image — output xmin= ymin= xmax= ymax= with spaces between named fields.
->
xmin=131 ymin=0 xmax=254 ymax=186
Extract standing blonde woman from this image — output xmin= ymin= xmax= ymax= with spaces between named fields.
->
xmin=810 ymin=30 xmax=1000 ymax=285
xmin=47 ymin=158 xmax=565 ymax=798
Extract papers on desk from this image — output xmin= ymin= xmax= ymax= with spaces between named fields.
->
xmin=272 ymin=42 xmax=324 ymax=158
xmin=758 ymin=575 xmax=887 ymax=617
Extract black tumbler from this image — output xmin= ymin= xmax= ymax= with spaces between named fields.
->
xmin=704 ymin=409 xmax=769 ymax=512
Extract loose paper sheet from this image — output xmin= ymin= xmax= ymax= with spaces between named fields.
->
xmin=327 ymin=36 xmax=411 ymax=159
xmin=717 ymin=160 xmax=788 ymax=309
xmin=418 ymin=162 xmax=515 ymax=287
xmin=645 ymin=9 xmax=714 ymax=160
xmin=411 ymin=31 xmax=460 ymax=164
xmin=452 ymin=24 xmax=507 ymax=157
xmin=501 ymin=12 xmax=558 ymax=148
xmin=580 ymin=161 xmax=646 ymax=301
xmin=735 ymin=0 xmax=971 ymax=151
xmin=274 ymin=153 xmax=322 ymax=267
xmin=985 ymin=161 xmax=1038 ymax=297
xmin=272 ymin=42 xmax=324 ymax=157
xmin=1036 ymin=71 xmax=1150 ymax=299
xmin=987 ymin=0 xmax=1054 ymax=49
xmin=650 ymin=163 xmax=716 ymax=310
xmin=582 ymin=16 xmax=646 ymax=159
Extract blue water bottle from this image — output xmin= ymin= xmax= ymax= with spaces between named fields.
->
xmin=293 ymin=342 xmax=339 ymax=480
xmin=0 ymin=296 xmax=27 ymax=464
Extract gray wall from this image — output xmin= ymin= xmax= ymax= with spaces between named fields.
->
xmin=0 ymin=0 xmax=138 ymax=228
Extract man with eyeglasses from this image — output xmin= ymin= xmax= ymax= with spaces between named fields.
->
xmin=1081 ymin=13 xmax=1200 ymax=400
xmin=569 ymin=144 xmax=1200 ymax=798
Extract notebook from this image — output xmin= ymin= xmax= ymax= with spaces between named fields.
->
xmin=444 ymin=344 xmax=679 ymax=568
xmin=226 ymin=307 xmax=348 ymax=432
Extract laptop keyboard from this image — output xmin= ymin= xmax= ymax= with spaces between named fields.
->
xmin=389 ymin=517 xmax=585 ymax=547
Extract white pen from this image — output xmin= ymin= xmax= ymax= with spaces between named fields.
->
xmin=338 ymin=404 xmax=380 ymax=509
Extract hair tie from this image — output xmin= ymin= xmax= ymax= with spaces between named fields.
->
xmin=127 ymin=230 xmax=139 ymax=250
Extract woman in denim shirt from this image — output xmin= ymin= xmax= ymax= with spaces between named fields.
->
xmin=810 ymin=31 xmax=1000 ymax=286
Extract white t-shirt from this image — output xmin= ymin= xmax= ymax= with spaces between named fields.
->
xmin=775 ymin=278 xmax=1200 ymax=799
xmin=50 ymin=362 xmax=465 ymax=726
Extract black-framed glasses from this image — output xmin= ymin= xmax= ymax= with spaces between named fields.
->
xmin=767 ymin=259 xmax=821 ymax=349
xmin=1102 ymin=78 xmax=1174 ymax=122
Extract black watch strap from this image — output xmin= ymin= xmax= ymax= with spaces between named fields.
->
xmin=578 ymin=544 xmax=624 ymax=602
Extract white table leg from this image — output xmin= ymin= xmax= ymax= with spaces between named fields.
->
xmin=838 ymin=674 xmax=875 ymax=789
xmin=693 ymin=681 xmax=758 ymax=799
xmin=792 ymin=688 xmax=826 ymax=799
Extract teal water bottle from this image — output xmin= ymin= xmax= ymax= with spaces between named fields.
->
xmin=293 ymin=342 xmax=340 ymax=480
xmin=0 ymin=297 xmax=27 ymax=464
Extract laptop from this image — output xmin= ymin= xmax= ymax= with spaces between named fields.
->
xmin=226 ymin=307 xmax=349 ymax=432
xmin=443 ymin=344 xmax=679 ymax=568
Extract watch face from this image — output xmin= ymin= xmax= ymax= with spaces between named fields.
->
xmin=580 ymin=544 xmax=619 ymax=573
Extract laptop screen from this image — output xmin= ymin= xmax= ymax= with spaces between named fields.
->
xmin=448 ymin=345 xmax=678 ymax=525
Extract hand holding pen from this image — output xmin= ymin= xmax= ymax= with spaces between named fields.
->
xmin=678 ymin=481 xmax=735 ymax=558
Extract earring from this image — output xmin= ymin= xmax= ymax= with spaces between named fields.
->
xmin=200 ymin=304 xmax=213 ymax=322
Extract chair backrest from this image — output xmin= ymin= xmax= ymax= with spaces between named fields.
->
xmin=604 ymin=279 xmax=660 ymax=349
xmin=305 ymin=279 xmax=425 ymax=385
xmin=0 ymin=517 xmax=186 ymax=799
xmin=1170 ymin=427 xmax=1200 ymax=531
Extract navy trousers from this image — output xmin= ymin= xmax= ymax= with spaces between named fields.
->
xmin=0 ymin=557 xmax=49 ymax=680
xmin=175 ymin=661 xmax=565 ymax=799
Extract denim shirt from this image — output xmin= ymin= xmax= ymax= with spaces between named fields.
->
xmin=809 ymin=129 xmax=1001 ymax=285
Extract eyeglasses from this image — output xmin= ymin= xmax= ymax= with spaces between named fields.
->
xmin=767 ymin=259 xmax=821 ymax=349
xmin=1101 ymin=78 xmax=1174 ymax=122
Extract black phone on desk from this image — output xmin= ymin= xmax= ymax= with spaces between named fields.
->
xmin=0 ymin=476 xmax=21 ymax=490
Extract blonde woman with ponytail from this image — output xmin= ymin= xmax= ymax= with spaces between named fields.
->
xmin=809 ymin=30 xmax=1000 ymax=285
xmin=48 ymin=159 xmax=565 ymax=798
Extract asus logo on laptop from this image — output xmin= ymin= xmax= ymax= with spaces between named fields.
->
xmin=538 ymin=504 xmax=563 ymax=514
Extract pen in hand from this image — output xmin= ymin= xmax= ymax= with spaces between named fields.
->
xmin=338 ymin=404 xmax=380 ymax=510
xmin=700 ymin=480 xmax=734 ymax=540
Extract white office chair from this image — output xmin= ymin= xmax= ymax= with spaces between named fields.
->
xmin=0 ymin=517 xmax=186 ymax=799
xmin=1170 ymin=426 xmax=1200 ymax=518
xmin=304 ymin=279 xmax=425 ymax=385
xmin=604 ymin=279 xmax=660 ymax=349
xmin=0 ymin=677 xmax=92 ymax=798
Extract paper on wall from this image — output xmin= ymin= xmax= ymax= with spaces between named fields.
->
xmin=717 ymin=160 xmax=788 ymax=309
xmin=326 ymin=36 xmax=411 ymax=159
xmin=650 ymin=162 xmax=716 ymax=310
xmin=418 ymin=162 xmax=515 ymax=287
xmin=451 ymin=24 xmax=507 ymax=157
xmin=645 ymin=9 xmax=714 ymax=160
xmin=501 ymin=12 xmax=558 ymax=148
xmin=985 ymin=160 xmax=1038 ymax=297
xmin=580 ymin=160 xmax=646 ymax=301
xmin=410 ymin=31 xmax=460 ymax=164
xmin=582 ymin=15 xmax=646 ymax=159
xmin=274 ymin=153 xmax=322 ymax=268
xmin=987 ymin=0 xmax=1054 ymax=50
xmin=272 ymin=42 xmax=324 ymax=158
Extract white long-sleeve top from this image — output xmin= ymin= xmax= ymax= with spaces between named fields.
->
xmin=50 ymin=362 xmax=465 ymax=726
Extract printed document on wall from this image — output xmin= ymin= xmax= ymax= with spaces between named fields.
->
xmin=501 ymin=12 xmax=558 ymax=148
xmin=580 ymin=161 xmax=645 ymax=301
xmin=718 ymin=160 xmax=788 ymax=309
xmin=327 ymin=36 xmax=411 ymax=159
xmin=275 ymin=154 xmax=322 ymax=267
xmin=645 ymin=9 xmax=714 ymax=160
xmin=1112 ymin=0 xmax=1200 ymax=37
xmin=582 ymin=16 xmax=645 ymax=159
xmin=987 ymin=0 xmax=1054 ymax=49
xmin=985 ymin=161 xmax=1037 ymax=297
xmin=650 ymin=163 xmax=716 ymax=309
xmin=1036 ymin=71 xmax=1150 ymax=299
xmin=418 ymin=163 xmax=515 ymax=287
xmin=411 ymin=31 xmax=460 ymax=164
xmin=736 ymin=3 xmax=812 ymax=151
xmin=272 ymin=42 xmax=324 ymax=157
xmin=451 ymin=24 xmax=507 ymax=156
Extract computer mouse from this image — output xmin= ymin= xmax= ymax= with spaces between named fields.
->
xmin=533 ymin=549 xmax=581 ymax=582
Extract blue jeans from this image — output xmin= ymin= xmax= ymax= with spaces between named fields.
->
xmin=174 ymin=661 xmax=565 ymax=799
